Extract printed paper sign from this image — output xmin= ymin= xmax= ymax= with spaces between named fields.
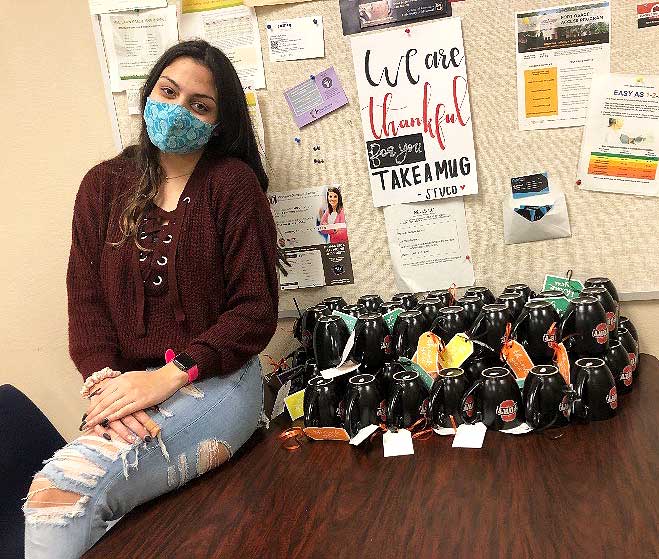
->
xmin=515 ymin=2 xmax=611 ymax=130
xmin=637 ymin=3 xmax=659 ymax=28
xmin=266 ymin=16 xmax=325 ymax=61
xmin=284 ymin=67 xmax=349 ymax=128
xmin=350 ymin=18 xmax=479 ymax=207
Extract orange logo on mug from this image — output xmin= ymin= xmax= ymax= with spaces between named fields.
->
xmin=606 ymin=387 xmax=618 ymax=409
xmin=592 ymin=323 xmax=608 ymax=344
xmin=496 ymin=399 xmax=518 ymax=422
xmin=620 ymin=365 xmax=633 ymax=387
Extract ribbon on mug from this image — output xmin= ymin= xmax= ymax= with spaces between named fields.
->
xmin=369 ymin=418 xmax=433 ymax=442
xmin=265 ymin=354 xmax=290 ymax=374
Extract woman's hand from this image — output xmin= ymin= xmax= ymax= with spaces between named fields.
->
xmin=83 ymin=411 xmax=155 ymax=444
xmin=82 ymin=363 xmax=188 ymax=430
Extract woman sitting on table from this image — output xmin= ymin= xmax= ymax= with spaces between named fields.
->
xmin=22 ymin=40 xmax=278 ymax=559
xmin=319 ymin=187 xmax=348 ymax=244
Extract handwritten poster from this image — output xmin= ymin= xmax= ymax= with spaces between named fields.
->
xmin=350 ymin=18 xmax=478 ymax=207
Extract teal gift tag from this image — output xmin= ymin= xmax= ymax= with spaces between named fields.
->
xmin=332 ymin=310 xmax=357 ymax=332
xmin=383 ymin=308 xmax=403 ymax=332
xmin=544 ymin=296 xmax=571 ymax=316
xmin=543 ymin=274 xmax=584 ymax=300
xmin=398 ymin=357 xmax=434 ymax=391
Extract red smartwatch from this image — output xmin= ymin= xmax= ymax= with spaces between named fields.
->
xmin=165 ymin=349 xmax=199 ymax=383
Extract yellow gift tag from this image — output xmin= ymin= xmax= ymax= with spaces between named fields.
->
xmin=439 ymin=334 xmax=474 ymax=368
xmin=284 ymin=389 xmax=305 ymax=420
xmin=414 ymin=332 xmax=442 ymax=373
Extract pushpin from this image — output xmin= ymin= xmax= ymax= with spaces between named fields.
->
xmin=576 ymin=179 xmax=582 ymax=185
xmin=405 ymin=28 xmax=411 ymax=34
xmin=310 ymin=74 xmax=316 ymax=80
xmin=313 ymin=18 xmax=318 ymax=25
xmin=267 ymin=24 xmax=271 ymax=29
xmin=294 ymin=137 xmax=301 ymax=144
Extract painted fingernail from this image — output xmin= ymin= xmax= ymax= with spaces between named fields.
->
xmin=78 ymin=423 xmax=86 ymax=431
xmin=82 ymin=413 xmax=88 ymax=421
xmin=144 ymin=435 xmax=152 ymax=442
xmin=103 ymin=433 xmax=111 ymax=441
xmin=101 ymin=418 xmax=110 ymax=428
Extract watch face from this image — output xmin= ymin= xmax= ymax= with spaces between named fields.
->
xmin=174 ymin=352 xmax=196 ymax=371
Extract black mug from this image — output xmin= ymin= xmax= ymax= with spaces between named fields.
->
xmin=322 ymin=296 xmax=347 ymax=313
xmin=291 ymin=347 xmax=308 ymax=369
xmin=503 ymin=283 xmax=534 ymax=302
xmin=512 ymin=300 xmax=560 ymax=363
xmin=313 ymin=315 xmax=350 ymax=370
xmin=300 ymin=304 xmax=330 ymax=353
xmin=460 ymin=367 xmax=524 ymax=430
xmin=428 ymin=368 xmax=470 ymax=428
xmin=537 ymin=289 xmax=564 ymax=299
xmin=392 ymin=292 xmax=419 ymax=310
xmin=303 ymin=358 xmax=320 ymax=386
xmin=427 ymin=289 xmax=454 ymax=307
xmin=464 ymin=286 xmax=496 ymax=306
xmin=618 ymin=326 xmax=639 ymax=375
xmin=378 ymin=361 xmax=405 ymax=403
xmin=456 ymin=295 xmax=484 ymax=330
xmin=468 ymin=303 xmax=510 ymax=354
xmin=431 ymin=306 xmax=467 ymax=343
xmin=386 ymin=370 xmax=430 ymax=428
xmin=570 ymin=357 xmax=617 ymax=421
xmin=391 ymin=309 xmax=427 ymax=359
xmin=603 ymin=341 xmax=634 ymax=394
xmin=584 ymin=277 xmax=620 ymax=304
xmin=357 ymin=294 xmax=384 ymax=313
xmin=582 ymin=286 xmax=618 ymax=341
xmin=343 ymin=304 xmax=367 ymax=318
xmin=462 ymin=353 xmax=499 ymax=386
xmin=561 ymin=296 xmax=609 ymax=357
xmin=496 ymin=291 xmax=526 ymax=322
xmin=344 ymin=373 xmax=384 ymax=438
xmin=523 ymin=365 xmax=569 ymax=429
xmin=379 ymin=301 xmax=403 ymax=315
xmin=303 ymin=376 xmax=342 ymax=427
xmin=352 ymin=313 xmax=387 ymax=373
xmin=417 ymin=298 xmax=445 ymax=326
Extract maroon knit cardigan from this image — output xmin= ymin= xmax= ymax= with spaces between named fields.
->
xmin=66 ymin=150 xmax=279 ymax=380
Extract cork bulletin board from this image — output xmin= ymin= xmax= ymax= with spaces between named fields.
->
xmin=96 ymin=0 xmax=659 ymax=315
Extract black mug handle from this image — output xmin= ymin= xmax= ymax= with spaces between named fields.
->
xmin=467 ymin=309 xmax=487 ymax=340
xmin=460 ymin=378 xmax=483 ymax=424
xmin=386 ymin=385 xmax=402 ymax=428
xmin=428 ymin=376 xmax=446 ymax=426
xmin=303 ymin=389 xmax=319 ymax=426
xmin=345 ymin=389 xmax=360 ymax=436
xmin=572 ymin=367 xmax=590 ymax=420
xmin=511 ymin=306 xmax=530 ymax=339
xmin=525 ymin=375 xmax=543 ymax=427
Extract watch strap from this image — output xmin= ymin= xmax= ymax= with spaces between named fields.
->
xmin=164 ymin=349 xmax=199 ymax=384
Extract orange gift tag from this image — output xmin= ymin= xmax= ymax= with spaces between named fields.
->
xmin=302 ymin=427 xmax=350 ymax=441
xmin=414 ymin=332 xmax=443 ymax=374
xmin=553 ymin=342 xmax=571 ymax=385
xmin=502 ymin=340 xmax=534 ymax=379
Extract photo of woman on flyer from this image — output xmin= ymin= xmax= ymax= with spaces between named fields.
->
xmin=319 ymin=186 xmax=348 ymax=244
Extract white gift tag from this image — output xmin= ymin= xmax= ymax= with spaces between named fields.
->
xmin=432 ymin=426 xmax=457 ymax=436
xmin=452 ymin=422 xmax=487 ymax=448
xmin=383 ymin=429 xmax=414 ymax=457
xmin=271 ymin=380 xmax=291 ymax=419
xmin=320 ymin=329 xmax=360 ymax=379
xmin=349 ymin=424 xmax=380 ymax=446
xmin=500 ymin=422 xmax=534 ymax=435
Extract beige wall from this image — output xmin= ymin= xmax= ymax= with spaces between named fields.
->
xmin=1 ymin=1 xmax=656 ymax=443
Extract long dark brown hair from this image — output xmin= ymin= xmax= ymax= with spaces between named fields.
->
xmin=110 ymin=40 xmax=267 ymax=251
xmin=326 ymin=187 xmax=343 ymax=214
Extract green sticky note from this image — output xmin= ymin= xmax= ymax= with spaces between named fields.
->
xmin=383 ymin=308 xmax=404 ymax=332
xmin=398 ymin=357 xmax=434 ymax=391
xmin=545 ymin=296 xmax=571 ymax=317
xmin=332 ymin=310 xmax=358 ymax=332
xmin=284 ymin=389 xmax=305 ymax=420
xmin=543 ymin=274 xmax=584 ymax=300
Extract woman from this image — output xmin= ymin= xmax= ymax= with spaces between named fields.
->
xmin=22 ymin=40 xmax=278 ymax=559
xmin=319 ymin=187 xmax=348 ymax=244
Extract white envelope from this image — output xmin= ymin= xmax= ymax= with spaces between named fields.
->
xmin=503 ymin=191 xmax=572 ymax=245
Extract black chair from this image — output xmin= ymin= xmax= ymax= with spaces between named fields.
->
xmin=0 ymin=385 xmax=67 ymax=559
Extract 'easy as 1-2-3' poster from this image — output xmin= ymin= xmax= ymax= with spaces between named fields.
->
xmin=350 ymin=18 xmax=479 ymax=208
xmin=269 ymin=187 xmax=354 ymax=290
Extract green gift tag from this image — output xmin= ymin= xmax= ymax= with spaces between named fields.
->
xmin=544 ymin=296 xmax=571 ymax=316
xmin=383 ymin=308 xmax=403 ymax=332
xmin=398 ymin=357 xmax=434 ymax=391
xmin=543 ymin=274 xmax=584 ymax=300
xmin=332 ymin=310 xmax=358 ymax=332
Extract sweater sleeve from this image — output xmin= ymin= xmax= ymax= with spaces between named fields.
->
xmin=183 ymin=162 xmax=279 ymax=378
xmin=67 ymin=164 xmax=123 ymax=380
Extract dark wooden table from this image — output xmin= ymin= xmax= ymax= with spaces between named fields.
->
xmin=86 ymin=355 xmax=659 ymax=559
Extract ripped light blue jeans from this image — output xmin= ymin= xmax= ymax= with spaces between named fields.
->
xmin=22 ymin=355 xmax=266 ymax=559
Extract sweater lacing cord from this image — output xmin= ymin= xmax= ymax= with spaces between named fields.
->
xmin=131 ymin=199 xmax=189 ymax=338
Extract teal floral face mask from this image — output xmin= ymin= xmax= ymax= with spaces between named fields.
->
xmin=143 ymin=97 xmax=218 ymax=154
